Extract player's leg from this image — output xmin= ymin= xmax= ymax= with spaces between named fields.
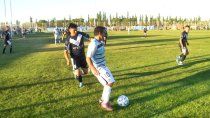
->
xmin=81 ymin=56 xmax=89 ymax=75
xmin=82 ymin=68 xmax=89 ymax=75
xmin=74 ymin=69 xmax=83 ymax=85
xmin=2 ymin=42 xmax=8 ymax=54
xmin=58 ymin=35 xmax=61 ymax=43
xmin=176 ymin=44 xmax=183 ymax=65
xmin=70 ymin=58 xmax=77 ymax=78
xmin=62 ymin=34 xmax=64 ymax=42
xmin=182 ymin=47 xmax=189 ymax=61
xmin=9 ymin=45 xmax=12 ymax=53
xmin=2 ymin=45 xmax=7 ymax=54
xmin=96 ymin=66 xmax=115 ymax=111
xmin=54 ymin=35 xmax=57 ymax=44
xmin=73 ymin=57 xmax=84 ymax=87
xmin=180 ymin=47 xmax=187 ymax=62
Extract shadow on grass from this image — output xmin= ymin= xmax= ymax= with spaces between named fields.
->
xmin=33 ymin=46 xmax=64 ymax=53
xmin=112 ymin=55 xmax=210 ymax=94
xmin=114 ymin=43 xmax=167 ymax=50
xmin=113 ymin=56 xmax=210 ymax=116
xmin=0 ymin=33 xmax=62 ymax=70
xmin=0 ymin=78 xmax=71 ymax=91
xmin=108 ymin=35 xmax=161 ymax=40
xmin=0 ymin=33 xmax=51 ymax=70
xmin=0 ymin=54 xmax=209 ymax=116
xmin=114 ymin=56 xmax=210 ymax=82
xmin=112 ymin=54 xmax=210 ymax=75
xmin=106 ymin=36 xmax=210 ymax=47
xmin=0 ymin=88 xmax=102 ymax=114
xmin=130 ymin=67 xmax=210 ymax=117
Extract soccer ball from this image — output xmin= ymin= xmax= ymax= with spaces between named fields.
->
xmin=117 ymin=95 xmax=129 ymax=107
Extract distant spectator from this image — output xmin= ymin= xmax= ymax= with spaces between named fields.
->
xmin=53 ymin=27 xmax=60 ymax=44
xmin=143 ymin=27 xmax=148 ymax=38
xmin=22 ymin=28 xmax=27 ymax=38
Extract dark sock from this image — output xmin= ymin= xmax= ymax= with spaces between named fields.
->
xmin=179 ymin=54 xmax=186 ymax=62
xmin=76 ymin=75 xmax=82 ymax=83
xmin=182 ymin=55 xmax=186 ymax=61
xmin=3 ymin=47 xmax=6 ymax=54
xmin=10 ymin=46 xmax=12 ymax=53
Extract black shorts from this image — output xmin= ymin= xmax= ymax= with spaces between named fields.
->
xmin=71 ymin=55 xmax=88 ymax=70
xmin=4 ymin=40 xmax=11 ymax=45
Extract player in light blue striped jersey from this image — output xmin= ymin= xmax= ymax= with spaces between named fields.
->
xmin=86 ymin=26 xmax=115 ymax=111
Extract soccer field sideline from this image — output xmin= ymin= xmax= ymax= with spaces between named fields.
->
xmin=0 ymin=30 xmax=210 ymax=117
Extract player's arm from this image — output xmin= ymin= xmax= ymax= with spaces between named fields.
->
xmin=64 ymin=50 xmax=70 ymax=66
xmin=179 ymin=33 xmax=184 ymax=48
xmin=64 ymin=40 xmax=71 ymax=66
xmin=86 ymin=42 xmax=99 ymax=76
xmin=86 ymin=57 xmax=99 ymax=76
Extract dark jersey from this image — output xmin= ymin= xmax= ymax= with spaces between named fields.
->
xmin=3 ymin=30 xmax=11 ymax=41
xmin=180 ymin=31 xmax=188 ymax=47
xmin=143 ymin=28 xmax=147 ymax=33
xmin=65 ymin=31 xmax=89 ymax=57
xmin=3 ymin=30 xmax=11 ymax=45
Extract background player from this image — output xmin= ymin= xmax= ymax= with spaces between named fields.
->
xmin=2 ymin=26 xmax=13 ymax=54
xmin=176 ymin=25 xmax=190 ymax=65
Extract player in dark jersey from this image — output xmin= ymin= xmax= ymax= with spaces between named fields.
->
xmin=143 ymin=27 xmax=148 ymax=38
xmin=2 ymin=26 xmax=13 ymax=54
xmin=64 ymin=23 xmax=90 ymax=87
xmin=176 ymin=25 xmax=190 ymax=65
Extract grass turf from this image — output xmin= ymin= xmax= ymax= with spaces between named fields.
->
xmin=0 ymin=30 xmax=210 ymax=117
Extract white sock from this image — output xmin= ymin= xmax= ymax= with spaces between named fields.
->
xmin=102 ymin=85 xmax=111 ymax=103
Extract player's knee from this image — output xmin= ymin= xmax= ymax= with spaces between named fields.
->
xmin=83 ymin=71 xmax=88 ymax=75
xmin=74 ymin=70 xmax=80 ymax=76
xmin=107 ymin=82 xmax=114 ymax=87
xmin=83 ymin=69 xmax=89 ymax=74
xmin=184 ymin=52 xmax=189 ymax=56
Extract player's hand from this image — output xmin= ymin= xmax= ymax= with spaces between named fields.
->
xmin=91 ymin=68 xmax=99 ymax=76
xmin=66 ymin=60 xmax=70 ymax=66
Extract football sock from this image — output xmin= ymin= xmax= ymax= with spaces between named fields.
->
xmin=3 ymin=47 xmax=6 ymax=54
xmin=180 ymin=54 xmax=186 ymax=61
xmin=76 ymin=75 xmax=82 ymax=82
xmin=102 ymin=85 xmax=111 ymax=103
xmin=182 ymin=55 xmax=186 ymax=61
xmin=10 ymin=46 xmax=12 ymax=53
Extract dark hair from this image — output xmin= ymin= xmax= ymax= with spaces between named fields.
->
xmin=68 ymin=23 xmax=77 ymax=29
xmin=185 ymin=25 xmax=190 ymax=28
xmin=94 ymin=26 xmax=106 ymax=36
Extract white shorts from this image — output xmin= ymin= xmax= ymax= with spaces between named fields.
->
xmin=182 ymin=47 xmax=188 ymax=55
xmin=7 ymin=40 xmax=12 ymax=45
xmin=95 ymin=66 xmax=115 ymax=86
xmin=54 ymin=35 xmax=60 ymax=40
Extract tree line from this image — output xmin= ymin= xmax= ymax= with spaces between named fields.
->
xmin=17 ymin=12 xmax=210 ymax=30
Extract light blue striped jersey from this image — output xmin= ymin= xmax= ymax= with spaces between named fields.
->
xmin=87 ymin=38 xmax=106 ymax=68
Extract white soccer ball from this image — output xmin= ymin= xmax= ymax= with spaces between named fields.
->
xmin=117 ymin=95 xmax=129 ymax=107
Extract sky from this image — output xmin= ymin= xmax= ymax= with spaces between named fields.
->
xmin=0 ymin=0 xmax=210 ymax=23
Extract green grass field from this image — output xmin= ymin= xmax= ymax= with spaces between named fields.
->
xmin=0 ymin=30 xmax=210 ymax=117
